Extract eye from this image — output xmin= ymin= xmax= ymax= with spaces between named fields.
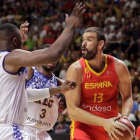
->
xmin=87 ymin=38 xmax=92 ymax=42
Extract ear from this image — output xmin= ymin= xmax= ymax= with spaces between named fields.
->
xmin=99 ymin=40 xmax=105 ymax=50
xmin=13 ymin=37 xmax=17 ymax=47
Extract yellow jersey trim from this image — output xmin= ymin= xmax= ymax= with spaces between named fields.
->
xmin=70 ymin=120 xmax=75 ymax=139
xmin=85 ymin=55 xmax=107 ymax=76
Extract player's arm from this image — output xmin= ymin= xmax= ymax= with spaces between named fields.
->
xmin=4 ymin=3 xmax=86 ymax=73
xmin=65 ymin=62 xmax=125 ymax=140
xmin=56 ymin=77 xmax=65 ymax=86
xmin=27 ymin=79 xmax=76 ymax=102
xmin=115 ymin=58 xmax=133 ymax=117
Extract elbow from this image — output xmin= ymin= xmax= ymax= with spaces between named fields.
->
xmin=68 ymin=107 xmax=78 ymax=121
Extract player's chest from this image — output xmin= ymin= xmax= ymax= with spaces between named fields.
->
xmin=81 ymin=75 xmax=118 ymax=101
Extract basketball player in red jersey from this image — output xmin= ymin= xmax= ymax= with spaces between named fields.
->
xmin=65 ymin=27 xmax=134 ymax=140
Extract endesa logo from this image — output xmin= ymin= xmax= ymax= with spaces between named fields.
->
xmin=81 ymin=104 xmax=111 ymax=112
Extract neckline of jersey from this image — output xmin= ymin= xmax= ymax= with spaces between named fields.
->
xmin=85 ymin=54 xmax=107 ymax=76
xmin=37 ymin=71 xmax=53 ymax=79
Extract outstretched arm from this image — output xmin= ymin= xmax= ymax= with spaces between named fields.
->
xmin=27 ymin=79 xmax=77 ymax=102
xmin=56 ymin=77 xmax=65 ymax=86
xmin=4 ymin=3 xmax=86 ymax=73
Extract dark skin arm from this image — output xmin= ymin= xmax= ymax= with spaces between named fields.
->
xmin=27 ymin=79 xmax=77 ymax=102
xmin=4 ymin=3 xmax=86 ymax=73
xmin=56 ymin=77 xmax=65 ymax=86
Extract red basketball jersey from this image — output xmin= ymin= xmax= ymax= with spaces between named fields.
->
xmin=79 ymin=54 xmax=119 ymax=118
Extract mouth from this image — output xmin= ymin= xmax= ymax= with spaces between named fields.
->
xmin=82 ymin=48 xmax=87 ymax=54
xmin=47 ymin=64 xmax=55 ymax=68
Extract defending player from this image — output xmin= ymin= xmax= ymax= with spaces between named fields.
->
xmin=0 ymin=3 xmax=86 ymax=139
xmin=24 ymin=45 xmax=66 ymax=139
xmin=65 ymin=27 xmax=134 ymax=140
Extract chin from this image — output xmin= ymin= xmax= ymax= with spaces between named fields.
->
xmin=82 ymin=55 xmax=89 ymax=60
xmin=83 ymin=56 xmax=95 ymax=60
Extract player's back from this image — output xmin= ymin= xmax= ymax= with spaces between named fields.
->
xmin=0 ymin=51 xmax=27 ymax=125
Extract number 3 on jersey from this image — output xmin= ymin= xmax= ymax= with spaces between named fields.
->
xmin=40 ymin=109 xmax=46 ymax=118
xmin=39 ymin=99 xmax=54 ymax=118
xmin=94 ymin=93 xmax=103 ymax=103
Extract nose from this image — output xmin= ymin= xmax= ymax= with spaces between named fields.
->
xmin=82 ymin=40 xmax=87 ymax=47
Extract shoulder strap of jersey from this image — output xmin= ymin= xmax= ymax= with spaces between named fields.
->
xmin=0 ymin=51 xmax=10 ymax=72
xmin=106 ymin=54 xmax=118 ymax=78
xmin=79 ymin=57 xmax=85 ymax=68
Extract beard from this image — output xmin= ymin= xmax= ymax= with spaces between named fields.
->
xmin=42 ymin=65 xmax=54 ymax=72
xmin=82 ymin=45 xmax=98 ymax=60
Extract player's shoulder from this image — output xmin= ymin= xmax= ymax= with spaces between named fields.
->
xmin=113 ymin=57 xmax=128 ymax=76
xmin=68 ymin=60 xmax=82 ymax=71
xmin=67 ymin=60 xmax=83 ymax=77
xmin=66 ymin=60 xmax=83 ymax=82
xmin=113 ymin=57 xmax=126 ymax=67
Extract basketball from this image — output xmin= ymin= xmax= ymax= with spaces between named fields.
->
xmin=115 ymin=117 xmax=135 ymax=140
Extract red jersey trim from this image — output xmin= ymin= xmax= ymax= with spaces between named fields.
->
xmin=85 ymin=54 xmax=107 ymax=76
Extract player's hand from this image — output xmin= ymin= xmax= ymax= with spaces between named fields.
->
xmin=60 ymin=79 xmax=77 ymax=94
xmin=20 ymin=21 xmax=29 ymax=43
xmin=103 ymin=116 xmax=126 ymax=140
xmin=122 ymin=114 xmax=128 ymax=120
xmin=65 ymin=3 xmax=86 ymax=29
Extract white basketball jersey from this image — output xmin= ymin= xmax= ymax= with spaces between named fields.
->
xmin=25 ymin=68 xmax=61 ymax=132
xmin=0 ymin=51 xmax=28 ymax=125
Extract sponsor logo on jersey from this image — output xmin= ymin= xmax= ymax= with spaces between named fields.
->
xmin=81 ymin=104 xmax=111 ymax=112
xmin=27 ymin=117 xmax=51 ymax=126
xmin=85 ymin=81 xmax=113 ymax=89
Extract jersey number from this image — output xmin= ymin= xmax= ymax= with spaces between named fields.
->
xmin=93 ymin=93 xmax=103 ymax=103
xmin=40 ymin=109 xmax=46 ymax=118
xmin=39 ymin=99 xmax=54 ymax=118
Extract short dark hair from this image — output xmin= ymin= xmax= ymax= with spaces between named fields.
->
xmin=39 ymin=44 xmax=51 ymax=49
xmin=0 ymin=23 xmax=18 ymax=40
xmin=85 ymin=27 xmax=106 ymax=49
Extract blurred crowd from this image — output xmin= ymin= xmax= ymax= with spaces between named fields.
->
xmin=1 ymin=0 xmax=140 ymax=138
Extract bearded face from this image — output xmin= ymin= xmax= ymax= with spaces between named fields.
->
xmin=82 ymin=32 xmax=99 ymax=60
xmin=82 ymin=44 xmax=98 ymax=60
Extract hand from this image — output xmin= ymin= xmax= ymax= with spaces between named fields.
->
xmin=103 ymin=116 xmax=126 ymax=140
xmin=20 ymin=21 xmax=29 ymax=43
xmin=60 ymin=79 xmax=77 ymax=94
xmin=65 ymin=3 xmax=86 ymax=29
xmin=122 ymin=114 xmax=128 ymax=120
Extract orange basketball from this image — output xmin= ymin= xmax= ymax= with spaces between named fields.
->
xmin=114 ymin=118 xmax=135 ymax=140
